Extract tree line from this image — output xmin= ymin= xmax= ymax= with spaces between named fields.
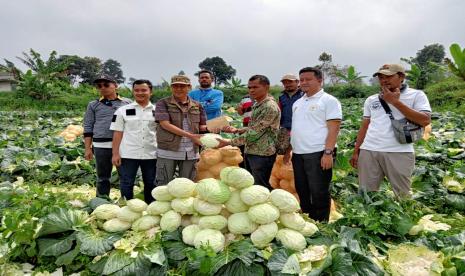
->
xmin=1 ymin=43 xmax=464 ymax=101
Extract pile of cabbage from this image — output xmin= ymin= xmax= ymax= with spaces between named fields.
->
xmin=94 ymin=167 xmax=318 ymax=253
xmin=92 ymin=198 xmax=159 ymax=232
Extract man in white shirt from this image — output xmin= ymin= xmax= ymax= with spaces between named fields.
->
xmin=110 ymin=79 xmax=157 ymax=203
xmin=285 ymin=67 xmax=342 ymax=222
xmin=350 ymin=64 xmax=431 ymax=197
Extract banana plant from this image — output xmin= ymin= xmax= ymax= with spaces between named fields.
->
xmin=225 ymin=77 xmax=246 ymax=90
xmin=335 ymin=65 xmax=366 ymax=85
xmin=406 ymin=64 xmax=422 ymax=89
xmin=444 ymin=43 xmax=465 ymax=81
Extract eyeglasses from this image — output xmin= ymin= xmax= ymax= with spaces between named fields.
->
xmin=95 ymin=82 xmax=111 ymax=88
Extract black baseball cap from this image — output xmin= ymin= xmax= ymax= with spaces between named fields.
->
xmin=93 ymin=74 xmax=117 ymax=84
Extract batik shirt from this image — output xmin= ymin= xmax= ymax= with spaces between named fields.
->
xmin=231 ymin=95 xmax=280 ymax=156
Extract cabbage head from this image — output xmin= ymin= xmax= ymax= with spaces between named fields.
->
xmin=193 ymin=229 xmax=225 ymax=253
xmin=301 ymin=221 xmax=319 ymax=237
xmin=146 ymin=201 xmax=172 ymax=215
xmin=224 ymin=190 xmax=249 ymax=213
xmin=247 ymin=203 xmax=280 ymax=224
xmin=409 ymin=215 xmax=451 ymax=235
xmin=182 ymin=224 xmax=202 ymax=246
xmin=151 ymin=186 xmax=174 ymax=201
xmin=171 ymin=197 xmax=195 ymax=215
xmin=443 ymin=176 xmax=465 ymax=193
xmin=132 ymin=215 xmax=160 ymax=231
xmin=200 ymin=134 xmax=222 ymax=148
xmin=193 ymin=198 xmax=222 ymax=215
xmin=117 ymin=206 xmax=142 ymax=223
xmin=92 ymin=204 xmax=121 ymax=220
xmin=127 ymin=198 xmax=148 ymax=213
xmin=160 ymin=210 xmax=182 ymax=232
xmin=103 ymin=218 xmax=132 ymax=232
xmin=270 ymin=189 xmax=300 ymax=213
xmin=250 ymin=222 xmax=278 ymax=248
xmin=276 ymin=228 xmax=307 ymax=251
xmin=279 ymin=212 xmax=306 ymax=231
xmin=167 ymin=178 xmax=196 ymax=198
xmin=297 ymin=245 xmax=328 ymax=262
xmin=220 ymin=167 xmax=254 ymax=189
xmin=240 ymin=185 xmax=270 ymax=206
xmin=199 ymin=215 xmax=228 ymax=230
xmin=196 ymin=178 xmax=231 ymax=204
xmin=227 ymin=212 xmax=258 ymax=234
xmin=387 ymin=244 xmax=444 ymax=276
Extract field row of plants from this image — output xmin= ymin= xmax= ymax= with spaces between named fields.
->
xmin=0 ymin=99 xmax=464 ymax=275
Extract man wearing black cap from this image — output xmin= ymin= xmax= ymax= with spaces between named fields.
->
xmin=83 ymin=74 xmax=131 ymax=198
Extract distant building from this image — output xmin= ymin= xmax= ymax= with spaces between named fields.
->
xmin=0 ymin=72 xmax=16 ymax=91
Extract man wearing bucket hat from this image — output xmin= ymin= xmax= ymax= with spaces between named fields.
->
xmin=154 ymin=75 xmax=207 ymax=185
xmin=83 ymin=74 xmax=131 ymax=198
xmin=350 ymin=64 xmax=432 ymax=197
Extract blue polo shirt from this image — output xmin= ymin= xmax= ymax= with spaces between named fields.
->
xmin=278 ymin=90 xmax=303 ymax=130
xmin=189 ymin=87 xmax=224 ymax=120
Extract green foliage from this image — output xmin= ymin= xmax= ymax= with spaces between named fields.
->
xmin=17 ymin=49 xmax=69 ymax=79
xmin=0 ymin=59 xmax=22 ymax=79
xmin=15 ymin=49 xmax=72 ymax=100
xmin=324 ymin=84 xmax=378 ymax=99
xmin=445 ymin=43 xmax=465 ymax=81
xmin=424 ymin=77 xmax=465 ymax=114
xmin=58 ymin=55 xmax=125 ymax=85
xmin=413 ymin=43 xmax=446 ymax=67
xmin=406 ymin=63 xmax=422 ymax=88
xmin=225 ymin=76 xmax=246 ymax=90
xmin=102 ymin=59 xmax=125 ymax=84
xmin=335 ymin=65 xmax=366 ymax=85
xmin=17 ymin=70 xmax=71 ymax=100
xmin=336 ymin=191 xmax=419 ymax=238
xmin=403 ymin=44 xmax=447 ymax=89
xmin=198 ymin=56 xmax=236 ymax=85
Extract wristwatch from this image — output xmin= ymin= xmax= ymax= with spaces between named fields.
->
xmin=323 ymin=149 xmax=333 ymax=155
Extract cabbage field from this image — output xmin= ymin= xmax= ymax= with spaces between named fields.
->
xmin=1 ymin=99 xmax=465 ymax=275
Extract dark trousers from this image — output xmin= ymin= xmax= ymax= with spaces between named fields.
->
xmin=119 ymin=158 xmax=157 ymax=203
xmin=238 ymin=145 xmax=246 ymax=168
xmin=292 ymin=152 xmax=332 ymax=222
xmin=245 ymin=154 xmax=276 ymax=190
xmin=94 ymin=147 xmax=115 ymax=197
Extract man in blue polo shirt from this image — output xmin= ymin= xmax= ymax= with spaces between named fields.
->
xmin=189 ymin=69 xmax=224 ymax=120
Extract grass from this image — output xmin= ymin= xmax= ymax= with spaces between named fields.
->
xmin=424 ymin=77 xmax=465 ymax=114
xmin=0 ymin=91 xmax=96 ymax=111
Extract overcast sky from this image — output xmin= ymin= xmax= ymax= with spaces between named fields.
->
xmin=1 ymin=0 xmax=464 ymax=86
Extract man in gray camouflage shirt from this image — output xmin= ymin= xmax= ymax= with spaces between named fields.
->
xmin=83 ymin=75 xmax=131 ymax=197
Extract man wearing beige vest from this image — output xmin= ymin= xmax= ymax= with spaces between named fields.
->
xmin=154 ymin=75 xmax=207 ymax=185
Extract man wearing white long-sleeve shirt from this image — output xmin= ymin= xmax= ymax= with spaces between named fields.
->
xmin=110 ymin=79 xmax=157 ymax=203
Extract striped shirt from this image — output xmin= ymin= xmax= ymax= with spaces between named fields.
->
xmin=157 ymin=112 xmax=199 ymax=160
xmin=83 ymin=96 xmax=132 ymax=148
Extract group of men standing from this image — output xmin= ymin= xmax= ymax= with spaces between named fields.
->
xmin=84 ymin=63 xmax=431 ymax=222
